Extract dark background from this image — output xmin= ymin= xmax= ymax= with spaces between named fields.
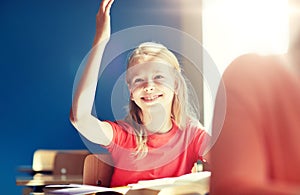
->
xmin=0 ymin=0 xmax=196 ymax=194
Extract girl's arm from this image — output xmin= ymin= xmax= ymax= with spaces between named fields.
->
xmin=70 ymin=0 xmax=114 ymax=146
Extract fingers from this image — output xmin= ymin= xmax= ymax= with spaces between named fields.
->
xmin=191 ymin=163 xmax=197 ymax=173
xmin=106 ymin=0 xmax=114 ymax=13
xmin=99 ymin=0 xmax=114 ymax=15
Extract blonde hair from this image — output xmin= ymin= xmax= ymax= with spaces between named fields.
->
xmin=124 ymin=42 xmax=197 ymax=158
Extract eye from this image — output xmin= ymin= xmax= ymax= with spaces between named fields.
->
xmin=133 ymin=78 xmax=144 ymax=83
xmin=154 ymin=75 xmax=164 ymax=79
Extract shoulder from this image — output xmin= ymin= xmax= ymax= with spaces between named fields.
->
xmin=107 ymin=120 xmax=131 ymax=129
xmin=185 ymin=117 xmax=205 ymax=130
xmin=226 ymin=53 xmax=280 ymax=70
xmin=183 ymin=118 xmax=211 ymax=154
xmin=105 ymin=120 xmax=136 ymax=137
xmin=104 ymin=120 xmax=137 ymax=151
xmin=183 ymin=118 xmax=209 ymax=138
xmin=221 ymin=53 xmax=289 ymax=97
xmin=224 ymin=54 xmax=282 ymax=81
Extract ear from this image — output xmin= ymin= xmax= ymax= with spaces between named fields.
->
xmin=130 ymin=92 xmax=134 ymax=101
xmin=127 ymin=84 xmax=134 ymax=100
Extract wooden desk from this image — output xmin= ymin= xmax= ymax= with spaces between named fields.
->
xmin=18 ymin=165 xmax=52 ymax=176
xmin=16 ymin=174 xmax=83 ymax=193
xmin=16 ymin=174 xmax=83 ymax=186
xmin=18 ymin=172 xmax=210 ymax=195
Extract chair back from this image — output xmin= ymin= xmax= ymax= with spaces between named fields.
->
xmin=32 ymin=150 xmax=58 ymax=173
xmin=52 ymin=150 xmax=90 ymax=175
xmin=83 ymin=153 xmax=114 ymax=187
xmin=32 ymin=149 xmax=89 ymax=175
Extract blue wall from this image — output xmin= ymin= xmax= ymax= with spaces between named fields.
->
xmin=0 ymin=0 xmax=185 ymax=194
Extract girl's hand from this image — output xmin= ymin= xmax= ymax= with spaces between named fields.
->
xmin=191 ymin=163 xmax=198 ymax=173
xmin=191 ymin=160 xmax=204 ymax=173
xmin=94 ymin=0 xmax=114 ymax=45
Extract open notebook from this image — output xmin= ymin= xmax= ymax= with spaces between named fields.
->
xmin=44 ymin=171 xmax=211 ymax=195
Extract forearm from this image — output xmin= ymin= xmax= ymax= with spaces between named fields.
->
xmin=71 ymin=40 xmax=108 ymax=122
xmin=69 ymin=0 xmax=114 ymax=145
xmin=72 ymin=0 xmax=112 ymax=122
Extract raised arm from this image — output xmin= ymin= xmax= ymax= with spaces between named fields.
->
xmin=70 ymin=0 xmax=115 ymax=146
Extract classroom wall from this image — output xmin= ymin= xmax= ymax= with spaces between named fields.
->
xmin=0 ymin=0 xmax=201 ymax=194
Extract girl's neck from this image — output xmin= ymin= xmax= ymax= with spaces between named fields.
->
xmin=142 ymin=107 xmax=172 ymax=134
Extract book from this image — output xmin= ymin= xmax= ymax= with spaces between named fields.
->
xmin=44 ymin=184 xmax=130 ymax=195
xmin=44 ymin=171 xmax=210 ymax=195
xmin=129 ymin=171 xmax=210 ymax=189
xmin=128 ymin=171 xmax=210 ymax=195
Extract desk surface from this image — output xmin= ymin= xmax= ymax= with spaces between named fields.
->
xmin=16 ymin=174 xmax=82 ymax=187
xmin=42 ymin=183 xmax=208 ymax=195
xmin=17 ymin=172 xmax=209 ymax=195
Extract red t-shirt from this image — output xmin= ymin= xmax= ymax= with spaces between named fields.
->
xmin=103 ymin=120 xmax=209 ymax=187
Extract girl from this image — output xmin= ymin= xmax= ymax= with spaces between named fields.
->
xmin=71 ymin=0 xmax=210 ymax=187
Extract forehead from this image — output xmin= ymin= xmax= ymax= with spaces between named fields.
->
xmin=127 ymin=59 xmax=174 ymax=77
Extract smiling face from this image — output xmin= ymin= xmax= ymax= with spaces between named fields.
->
xmin=125 ymin=42 xmax=184 ymax=127
xmin=127 ymin=59 xmax=176 ymax=115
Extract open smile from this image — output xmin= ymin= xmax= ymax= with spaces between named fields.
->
xmin=141 ymin=94 xmax=163 ymax=102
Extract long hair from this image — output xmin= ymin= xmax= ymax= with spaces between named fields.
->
xmin=124 ymin=42 xmax=198 ymax=158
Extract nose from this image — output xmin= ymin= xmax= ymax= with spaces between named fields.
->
xmin=143 ymin=81 xmax=155 ymax=93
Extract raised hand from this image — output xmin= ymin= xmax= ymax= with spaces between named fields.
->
xmin=70 ymin=0 xmax=115 ymax=146
xmin=94 ymin=0 xmax=114 ymax=45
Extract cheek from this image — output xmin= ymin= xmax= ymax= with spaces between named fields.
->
xmin=158 ymin=80 xmax=176 ymax=92
xmin=128 ymin=82 xmax=144 ymax=93
xmin=130 ymin=87 xmax=142 ymax=101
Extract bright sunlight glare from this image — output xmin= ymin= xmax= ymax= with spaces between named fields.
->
xmin=202 ymin=0 xmax=289 ymax=127
xmin=202 ymin=0 xmax=289 ymax=73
